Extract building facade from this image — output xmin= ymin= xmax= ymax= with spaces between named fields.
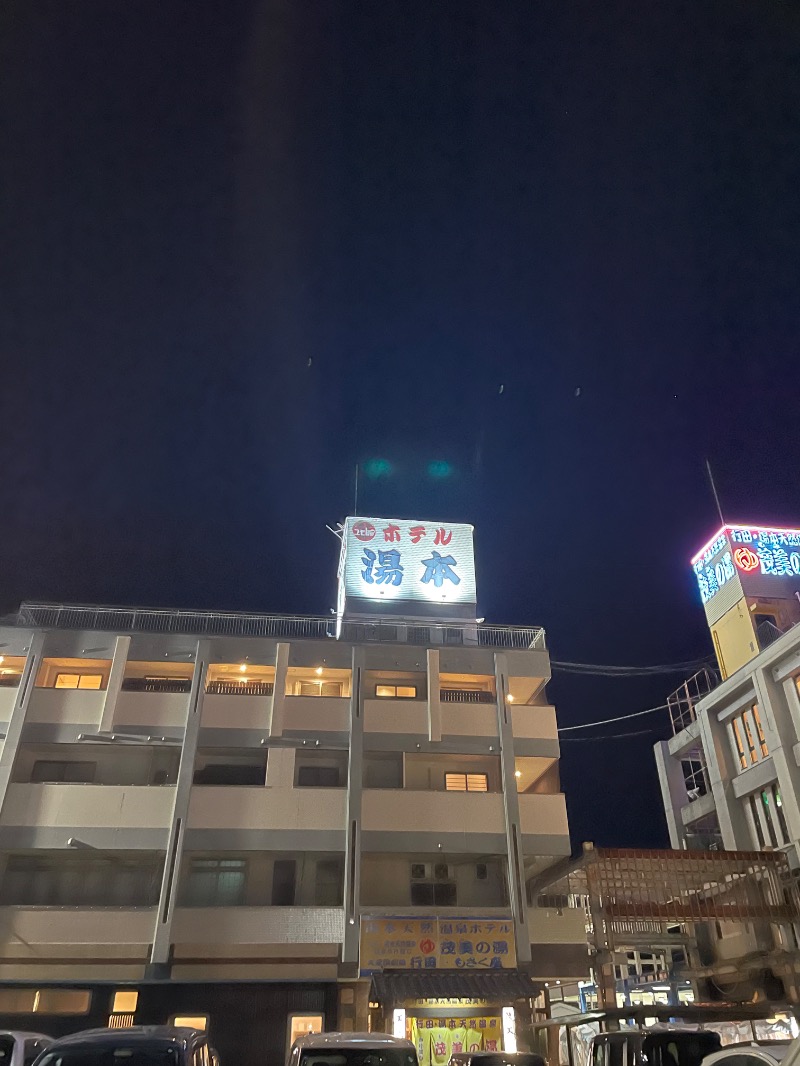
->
xmin=0 ymin=518 xmax=577 ymax=1065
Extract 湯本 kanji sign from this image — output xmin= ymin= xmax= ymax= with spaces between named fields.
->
xmin=339 ymin=517 xmax=476 ymax=610
xmin=359 ymin=917 xmax=515 ymax=975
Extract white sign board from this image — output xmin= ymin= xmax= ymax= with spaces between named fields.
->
xmin=339 ymin=517 xmax=476 ymax=608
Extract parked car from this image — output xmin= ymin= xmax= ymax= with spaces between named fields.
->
xmin=0 ymin=1032 xmax=52 ymax=1066
xmin=289 ymin=1032 xmax=418 ymax=1066
xmin=702 ymin=1043 xmax=794 ymax=1066
xmin=589 ymin=1028 xmax=722 ymax=1066
xmin=32 ymin=1027 xmax=210 ymax=1066
xmin=449 ymin=1052 xmax=544 ymax=1066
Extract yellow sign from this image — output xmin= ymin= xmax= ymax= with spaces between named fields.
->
xmin=360 ymin=917 xmax=516 ymax=975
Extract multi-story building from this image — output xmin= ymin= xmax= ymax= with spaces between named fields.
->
xmin=0 ymin=517 xmax=576 ymax=1066
xmin=655 ymin=523 xmax=800 ymax=1001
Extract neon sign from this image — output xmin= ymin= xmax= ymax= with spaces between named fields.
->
xmin=691 ymin=524 xmax=800 ymax=605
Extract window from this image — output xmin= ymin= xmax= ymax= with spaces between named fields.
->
xmin=375 ymin=684 xmax=417 ymax=699
xmin=760 ymin=785 xmax=789 ymax=848
xmin=314 ymin=860 xmax=343 ymax=905
xmin=184 ymin=859 xmax=246 ymax=907
xmin=54 ymin=673 xmax=103 ymax=690
xmin=444 ymin=772 xmax=488 ymax=792
xmin=112 ymin=991 xmax=139 ymax=1014
xmin=193 ymin=763 xmax=265 ymax=786
xmin=272 ymin=859 xmax=296 ymax=906
xmin=172 ymin=1016 xmax=209 ymax=1032
xmin=410 ymin=881 xmax=457 ymax=906
xmin=749 ymin=794 xmax=766 ymax=848
xmin=297 ymin=681 xmax=342 ymax=697
xmin=288 ymin=1015 xmax=324 ymax=1047
xmin=730 ymin=708 xmax=769 ymax=770
xmin=31 ymin=760 xmax=96 ymax=783
xmin=297 ymin=765 xmax=341 ymax=787
xmin=0 ymin=988 xmax=91 ymax=1014
xmin=0 ymin=856 xmax=162 ymax=907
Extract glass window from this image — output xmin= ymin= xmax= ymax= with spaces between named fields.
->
xmin=751 ymin=705 xmax=769 ymax=758
xmin=55 ymin=674 xmax=102 ymax=690
xmin=172 ymin=1017 xmax=208 ymax=1032
xmin=730 ymin=717 xmax=748 ymax=769
xmin=272 ymin=859 xmax=296 ymax=906
xmin=749 ymin=795 xmax=766 ymax=848
xmin=39 ymin=1047 xmax=178 ymax=1066
xmin=297 ymin=765 xmax=341 ymax=787
xmin=288 ymin=1015 xmax=324 ymax=1047
xmin=31 ymin=760 xmax=96 ymax=783
xmin=314 ymin=860 xmax=343 ymax=905
xmin=444 ymin=773 xmax=488 ymax=792
xmin=297 ymin=1052 xmax=416 ymax=1066
xmin=112 ymin=991 xmax=139 ymax=1014
xmin=375 ymin=685 xmax=417 ymax=699
xmin=184 ymin=859 xmax=246 ymax=907
xmin=741 ymin=712 xmax=759 ymax=764
xmin=0 ymin=988 xmax=91 ymax=1014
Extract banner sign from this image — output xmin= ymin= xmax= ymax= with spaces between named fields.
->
xmin=360 ymin=917 xmax=515 ymax=975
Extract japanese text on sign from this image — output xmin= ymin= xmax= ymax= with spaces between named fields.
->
xmin=340 ymin=518 xmax=477 ymax=607
xmin=359 ymin=917 xmax=515 ymax=975
xmin=692 ymin=525 xmax=800 ymax=605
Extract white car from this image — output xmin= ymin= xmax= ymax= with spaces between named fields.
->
xmin=703 ymin=1043 xmax=794 ymax=1066
xmin=0 ymin=1032 xmax=52 ymax=1066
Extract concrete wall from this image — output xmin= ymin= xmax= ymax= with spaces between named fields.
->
xmin=1 ymin=783 xmax=175 ymax=829
xmin=360 ymin=854 xmax=507 ymax=908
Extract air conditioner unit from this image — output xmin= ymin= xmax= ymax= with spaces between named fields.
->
xmin=476 ymin=863 xmax=488 ymax=880
xmin=411 ymin=863 xmax=454 ymax=881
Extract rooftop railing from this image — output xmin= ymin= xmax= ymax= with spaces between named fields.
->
xmin=16 ymin=602 xmax=546 ymax=651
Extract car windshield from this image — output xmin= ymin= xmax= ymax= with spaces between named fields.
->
xmin=38 ymin=1048 xmax=180 ymax=1066
xmin=299 ymin=1050 xmax=417 ymax=1066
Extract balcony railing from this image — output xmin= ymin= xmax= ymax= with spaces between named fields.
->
xmin=0 ymin=675 xmax=20 ymax=688
xmin=17 ymin=603 xmax=546 ymax=650
xmin=122 ymin=678 xmax=191 ymax=693
xmin=440 ymin=689 xmax=494 ymax=703
xmin=206 ymin=680 xmax=274 ymax=696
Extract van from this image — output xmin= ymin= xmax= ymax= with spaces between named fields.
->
xmin=289 ymin=1032 xmax=418 ymax=1066
xmin=0 ymin=1032 xmax=52 ymax=1066
xmin=32 ymin=1026 xmax=211 ymax=1066
xmin=449 ymin=1052 xmax=545 ymax=1066
xmin=589 ymin=1029 xmax=722 ymax=1066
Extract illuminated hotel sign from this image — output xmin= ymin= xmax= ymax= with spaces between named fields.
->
xmin=692 ymin=525 xmax=800 ymax=606
xmin=338 ymin=517 xmax=476 ymax=613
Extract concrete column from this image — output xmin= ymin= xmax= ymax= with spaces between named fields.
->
xmin=697 ymin=709 xmax=751 ymax=849
xmin=341 ymin=646 xmax=365 ymax=973
xmin=427 ymin=648 xmax=441 ymax=743
xmin=268 ymin=642 xmax=290 ymax=737
xmin=149 ymin=639 xmax=209 ymax=972
xmin=753 ymin=668 xmax=800 ymax=849
xmin=0 ymin=632 xmax=45 ymax=818
xmin=99 ymin=635 xmax=131 ymax=733
xmin=494 ymin=652 xmax=531 ymax=965
xmin=654 ymin=740 xmax=689 ymax=849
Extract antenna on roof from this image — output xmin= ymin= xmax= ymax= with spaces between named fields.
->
xmin=705 ymin=458 xmax=726 ymax=527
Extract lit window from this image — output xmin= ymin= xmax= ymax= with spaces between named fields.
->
xmin=752 ymin=705 xmax=769 ymax=758
xmin=375 ymin=684 xmax=417 ymax=699
xmin=55 ymin=673 xmax=103 ymax=690
xmin=172 ymin=1015 xmax=209 ymax=1031
xmin=741 ymin=712 xmax=759 ymax=763
xmin=288 ymin=1015 xmax=324 ymax=1046
xmin=0 ymin=988 xmax=93 ymax=1014
xmin=731 ymin=719 xmax=747 ymax=770
xmin=444 ymin=773 xmax=489 ymax=792
xmin=112 ymin=991 xmax=138 ymax=1014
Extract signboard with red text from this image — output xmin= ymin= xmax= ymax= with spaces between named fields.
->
xmin=339 ymin=517 xmax=477 ymax=613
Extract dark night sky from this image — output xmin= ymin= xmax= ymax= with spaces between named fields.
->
xmin=3 ymin=1 xmax=800 ymax=849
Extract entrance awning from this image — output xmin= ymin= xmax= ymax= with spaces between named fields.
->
xmin=370 ymin=970 xmax=536 ymax=1002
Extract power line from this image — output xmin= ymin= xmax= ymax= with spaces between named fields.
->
xmin=557 ymin=702 xmax=669 ymax=733
xmin=551 ymin=657 xmax=712 ymax=677
xmin=560 ymin=727 xmax=659 ymax=742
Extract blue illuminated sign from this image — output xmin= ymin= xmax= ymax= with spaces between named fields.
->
xmin=691 ymin=525 xmax=800 ymax=605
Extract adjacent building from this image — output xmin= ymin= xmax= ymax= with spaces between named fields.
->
xmin=0 ymin=517 xmax=578 ymax=1066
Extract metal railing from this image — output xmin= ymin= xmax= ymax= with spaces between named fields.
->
xmin=440 ymin=689 xmax=495 ymax=703
xmin=206 ymin=680 xmax=274 ymax=696
xmin=16 ymin=602 xmax=546 ymax=650
xmin=667 ymin=667 xmax=718 ymax=735
xmin=121 ymin=678 xmax=192 ymax=694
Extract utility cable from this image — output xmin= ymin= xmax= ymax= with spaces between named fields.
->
xmin=557 ymin=702 xmax=669 ymax=733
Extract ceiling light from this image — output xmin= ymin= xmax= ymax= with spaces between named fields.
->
xmin=239 ymin=664 xmax=247 ymax=673
xmin=506 ymin=693 xmax=515 ymax=703
xmin=315 ymin=667 xmax=323 ymax=675
xmin=515 ymin=771 xmax=522 ymax=778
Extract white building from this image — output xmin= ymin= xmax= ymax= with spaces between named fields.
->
xmin=0 ymin=518 xmax=580 ymax=1066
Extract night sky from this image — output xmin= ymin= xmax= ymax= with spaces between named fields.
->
xmin=4 ymin=1 xmax=800 ymax=850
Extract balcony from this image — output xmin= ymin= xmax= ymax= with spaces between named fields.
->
xmin=26 ymin=689 xmax=104 ymax=726
xmin=511 ymin=704 xmax=558 ymax=742
xmin=18 ymin=602 xmax=546 ymax=650
xmin=187 ymin=786 xmax=347 ymax=831
xmin=0 ymin=783 xmax=175 ymax=829
xmin=0 ymin=906 xmax=154 ymax=957
xmin=361 ymin=790 xmax=505 ymax=836
xmin=115 ymin=690 xmax=189 ymax=728
xmin=172 ymin=906 xmax=344 ymax=946
xmin=363 ymin=698 xmax=428 ymax=734
xmin=518 ymin=793 xmax=570 ymax=841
